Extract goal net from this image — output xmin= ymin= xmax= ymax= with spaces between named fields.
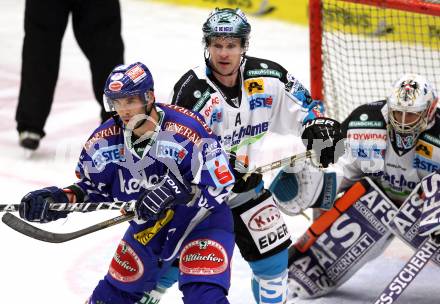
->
xmin=309 ymin=0 xmax=440 ymax=122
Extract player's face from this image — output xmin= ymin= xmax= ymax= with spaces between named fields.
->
xmin=113 ymin=96 xmax=146 ymax=125
xmin=392 ymin=111 xmax=420 ymax=126
xmin=208 ymin=37 xmax=243 ymax=76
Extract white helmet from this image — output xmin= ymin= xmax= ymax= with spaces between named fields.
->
xmin=388 ymin=74 xmax=438 ymax=136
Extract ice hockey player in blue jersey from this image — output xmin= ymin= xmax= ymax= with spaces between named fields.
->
xmin=18 ymin=62 xmax=236 ymax=304
xmin=166 ymin=8 xmax=343 ymax=304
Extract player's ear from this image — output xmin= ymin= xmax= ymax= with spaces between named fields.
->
xmin=147 ymin=90 xmax=155 ymax=104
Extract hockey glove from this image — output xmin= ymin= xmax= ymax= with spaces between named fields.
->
xmin=269 ymin=158 xmax=339 ymax=214
xmin=19 ymin=186 xmax=70 ymax=223
xmin=227 ymin=152 xmax=263 ymax=193
xmin=301 ymin=117 xmax=343 ymax=167
xmin=135 ymin=173 xmax=193 ymax=221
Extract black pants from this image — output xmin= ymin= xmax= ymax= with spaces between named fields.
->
xmin=16 ymin=0 xmax=124 ymax=137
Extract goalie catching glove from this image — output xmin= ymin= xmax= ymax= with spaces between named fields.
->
xmin=301 ymin=117 xmax=343 ymax=167
xmin=135 ymin=172 xmax=193 ymax=221
xmin=19 ymin=186 xmax=71 ymax=223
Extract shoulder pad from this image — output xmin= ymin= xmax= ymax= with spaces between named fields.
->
xmin=341 ymin=100 xmax=387 ymax=135
xmin=171 ymin=70 xmax=216 ymax=112
xmin=159 ymin=104 xmax=214 ymax=139
xmin=243 ymin=56 xmax=288 ymax=81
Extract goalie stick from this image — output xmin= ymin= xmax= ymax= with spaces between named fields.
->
xmin=372 ymin=237 xmax=440 ymax=304
xmin=2 ymin=151 xmax=315 ymax=243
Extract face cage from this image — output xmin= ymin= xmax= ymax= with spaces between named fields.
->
xmin=388 ymin=108 xmax=429 ymax=135
xmin=103 ymin=92 xmax=150 ymax=112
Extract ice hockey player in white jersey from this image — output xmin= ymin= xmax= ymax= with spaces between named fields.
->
xmin=139 ymin=7 xmax=342 ymax=304
xmin=272 ymin=74 xmax=440 ymax=299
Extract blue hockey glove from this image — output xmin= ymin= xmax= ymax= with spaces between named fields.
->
xmin=301 ymin=117 xmax=343 ymax=167
xmin=135 ymin=173 xmax=192 ymax=221
xmin=19 ymin=186 xmax=70 ymax=223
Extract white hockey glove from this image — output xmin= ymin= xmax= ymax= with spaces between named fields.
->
xmin=269 ymin=158 xmax=341 ymax=215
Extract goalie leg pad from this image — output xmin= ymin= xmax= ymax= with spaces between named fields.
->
xmin=288 ymin=178 xmax=398 ymax=298
xmin=232 ymin=190 xmax=292 ymax=261
xmin=388 ymin=179 xmax=440 ymax=266
xmin=250 ymin=249 xmax=288 ymax=304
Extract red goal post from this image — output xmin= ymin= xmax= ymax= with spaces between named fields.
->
xmin=309 ymin=0 xmax=440 ymax=122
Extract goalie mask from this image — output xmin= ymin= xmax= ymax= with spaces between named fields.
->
xmin=387 ymin=74 xmax=438 ymax=152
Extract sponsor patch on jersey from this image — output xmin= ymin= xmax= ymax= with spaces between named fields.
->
xmin=248 ymin=94 xmax=273 ymax=110
xmin=240 ymin=196 xmax=289 ymax=254
xmin=347 ymin=130 xmax=387 ymax=141
xmin=246 ymin=203 xmax=281 ymax=232
xmin=92 ymin=144 xmax=125 ymax=171
xmin=84 ymin=125 xmax=122 ymax=150
xmin=156 ymin=141 xmax=188 ymax=164
xmin=415 ymin=141 xmax=433 ymax=159
xmin=348 ymin=120 xmax=384 ymax=128
xmin=246 ymin=69 xmax=282 ymax=79
xmin=210 ymin=108 xmax=223 ymax=125
xmin=413 ymin=155 xmax=440 ymax=172
xmin=163 ymin=104 xmax=213 ymax=135
xmin=205 ymin=154 xmax=234 ymax=187
xmin=118 ymin=169 xmax=159 ymax=195
xmin=180 ymin=239 xmax=228 ymax=275
xmin=193 ymin=89 xmax=212 ymax=112
xmin=203 ymin=141 xmax=222 ymax=159
xmin=126 ymin=64 xmax=146 ymax=83
xmin=244 ymin=78 xmax=265 ymax=95
xmin=221 ymin=121 xmax=269 ymax=147
xmin=108 ymin=240 xmax=144 ymax=283
xmin=421 ymin=133 xmax=440 ymax=147
xmin=164 ymin=121 xmax=202 ymax=147
xmin=203 ymin=96 xmax=221 ymax=118
xmin=350 ymin=146 xmax=385 ymax=159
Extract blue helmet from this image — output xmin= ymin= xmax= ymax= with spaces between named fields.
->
xmin=103 ymin=62 xmax=154 ymax=112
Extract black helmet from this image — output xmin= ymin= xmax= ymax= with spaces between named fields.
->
xmin=202 ymin=8 xmax=251 ymax=48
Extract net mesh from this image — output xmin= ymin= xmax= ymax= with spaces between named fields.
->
xmin=319 ymin=0 xmax=440 ymax=121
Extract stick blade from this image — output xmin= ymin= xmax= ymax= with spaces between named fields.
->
xmin=2 ymin=213 xmax=67 ymax=243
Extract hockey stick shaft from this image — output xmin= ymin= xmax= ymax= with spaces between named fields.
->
xmin=1 ymin=211 xmax=135 ymax=243
xmin=1 ymin=152 xmax=313 ymax=243
xmin=0 ymin=201 xmax=135 ymax=213
xmin=373 ymin=237 xmax=440 ymax=304
xmin=235 ymin=150 xmax=318 ymax=180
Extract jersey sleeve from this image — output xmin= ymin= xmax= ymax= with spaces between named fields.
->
xmin=269 ymin=73 xmax=323 ymax=137
xmin=189 ymin=125 xmax=235 ymax=211
xmin=69 ymin=141 xmax=113 ymax=204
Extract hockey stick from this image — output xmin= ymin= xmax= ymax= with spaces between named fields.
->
xmin=1 ymin=211 xmax=135 ymax=243
xmin=372 ymin=237 xmax=440 ymax=304
xmin=2 ymin=151 xmax=314 ymax=243
xmin=0 ymin=201 xmax=134 ymax=213
xmin=234 ymin=150 xmax=319 ymax=180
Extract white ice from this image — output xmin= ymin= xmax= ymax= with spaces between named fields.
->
xmin=0 ymin=0 xmax=438 ymax=303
